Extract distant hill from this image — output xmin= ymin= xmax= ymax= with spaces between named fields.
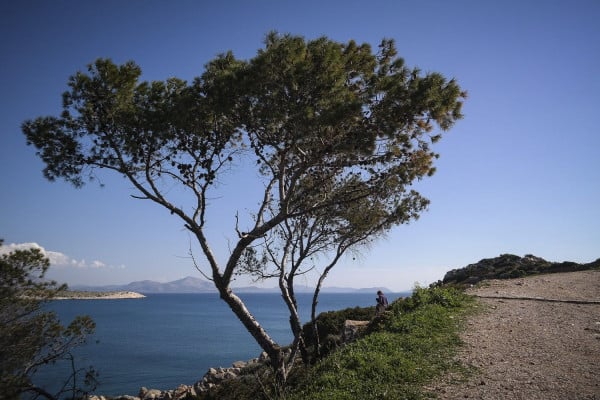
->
xmin=72 ymin=276 xmax=216 ymax=293
xmin=72 ymin=276 xmax=392 ymax=294
xmin=442 ymin=254 xmax=600 ymax=286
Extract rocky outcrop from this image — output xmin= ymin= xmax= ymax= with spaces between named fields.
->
xmin=442 ymin=254 xmax=600 ymax=286
xmin=342 ymin=319 xmax=370 ymax=342
xmin=54 ymin=291 xmax=146 ymax=300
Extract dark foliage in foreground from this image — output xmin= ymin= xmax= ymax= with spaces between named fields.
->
xmin=0 ymin=241 xmax=97 ymax=400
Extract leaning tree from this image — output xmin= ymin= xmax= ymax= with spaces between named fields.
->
xmin=23 ymin=33 xmax=465 ymax=383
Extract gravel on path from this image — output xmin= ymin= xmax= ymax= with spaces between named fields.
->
xmin=429 ymin=270 xmax=600 ymax=400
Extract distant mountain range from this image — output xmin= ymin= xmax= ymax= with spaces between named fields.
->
xmin=72 ymin=276 xmax=391 ymax=294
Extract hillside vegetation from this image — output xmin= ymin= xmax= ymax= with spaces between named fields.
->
xmin=442 ymin=254 xmax=600 ymax=286
xmin=193 ymin=254 xmax=599 ymax=400
xmin=199 ymin=286 xmax=475 ymax=400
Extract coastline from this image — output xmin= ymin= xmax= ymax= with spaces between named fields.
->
xmin=53 ymin=291 xmax=146 ymax=300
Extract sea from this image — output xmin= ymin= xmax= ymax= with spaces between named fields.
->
xmin=35 ymin=291 xmax=408 ymax=396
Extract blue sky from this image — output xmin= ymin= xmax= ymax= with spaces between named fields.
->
xmin=1 ymin=1 xmax=598 ymax=291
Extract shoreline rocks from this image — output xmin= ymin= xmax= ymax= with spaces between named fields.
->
xmin=86 ymin=318 xmax=372 ymax=400
xmin=342 ymin=319 xmax=370 ymax=342
xmin=87 ymin=353 xmax=270 ymax=400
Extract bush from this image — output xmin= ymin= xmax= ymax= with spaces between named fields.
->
xmin=286 ymin=286 xmax=474 ymax=400
xmin=302 ymin=306 xmax=375 ymax=348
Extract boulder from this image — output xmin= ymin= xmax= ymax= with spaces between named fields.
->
xmin=139 ymin=387 xmax=162 ymax=399
xmin=258 ymin=351 xmax=269 ymax=362
xmin=173 ymin=384 xmax=191 ymax=399
xmin=342 ymin=320 xmax=370 ymax=342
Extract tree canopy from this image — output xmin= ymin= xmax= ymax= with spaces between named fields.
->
xmin=0 ymin=241 xmax=96 ymax=399
xmin=23 ymin=33 xmax=465 ymax=383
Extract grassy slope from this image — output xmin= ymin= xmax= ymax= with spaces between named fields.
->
xmin=286 ymin=287 xmax=475 ymax=400
xmin=204 ymin=286 xmax=475 ymax=400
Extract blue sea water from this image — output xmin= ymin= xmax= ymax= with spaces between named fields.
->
xmin=35 ymin=292 xmax=407 ymax=396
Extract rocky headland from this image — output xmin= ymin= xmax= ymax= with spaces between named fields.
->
xmin=442 ymin=253 xmax=600 ymax=286
xmin=54 ymin=291 xmax=146 ymax=300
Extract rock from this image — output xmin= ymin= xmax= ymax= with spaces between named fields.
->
xmin=140 ymin=388 xmax=162 ymax=399
xmin=186 ymin=385 xmax=198 ymax=397
xmin=213 ymin=372 xmax=226 ymax=381
xmin=98 ymin=350 xmax=272 ymax=399
xmin=173 ymin=384 xmax=192 ymax=399
xmin=193 ymin=380 xmax=206 ymax=394
xmin=224 ymin=370 xmax=238 ymax=380
xmin=342 ymin=320 xmax=370 ymax=342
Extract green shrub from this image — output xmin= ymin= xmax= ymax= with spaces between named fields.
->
xmin=287 ymin=287 xmax=474 ymax=400
xmin=197 ymin=286 xmax=474 ymax=400
xmin=302 ymin=306 xmax=376 ymax=348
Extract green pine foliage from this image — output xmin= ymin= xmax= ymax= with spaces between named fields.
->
xmin=0 ymin=240 xmax=97 ymax=399
xmin=22 ymin=33 xmax=466 ymax=380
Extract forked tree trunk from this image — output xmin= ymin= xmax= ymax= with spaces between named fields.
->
xmin=216 ymin=285 xmax=289 ymax=383
xmin=281 ymin=283 xmax=310 ymax=364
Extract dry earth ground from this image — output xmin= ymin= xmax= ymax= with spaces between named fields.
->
xmin=429 ymin=270 xmax=600 ymax=400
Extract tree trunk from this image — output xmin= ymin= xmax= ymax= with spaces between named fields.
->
xmin=216 ymin=285 xmax=289 ymax=382
xmin=310 ymin=285 xmax=322 ymax=359
xmin=281 ymin=280 xmax=310 ymax=364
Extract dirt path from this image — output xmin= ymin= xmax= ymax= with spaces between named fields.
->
xmin=429 ymin=270 xmax=600 ymax=400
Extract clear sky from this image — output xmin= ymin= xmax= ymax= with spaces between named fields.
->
xmin=1 ymin=0 xmax=598 ymax=292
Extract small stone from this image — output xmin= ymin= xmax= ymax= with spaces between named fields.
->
xmin=173 ymin=384 xmax=189 ymax=398
xmin=142 ymin=389 xmax=162 ymax=400
xmin=139 ymin=388 xmax=148 ymax=398
xmin=224 ymin=371 xmax=237 ymax=379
